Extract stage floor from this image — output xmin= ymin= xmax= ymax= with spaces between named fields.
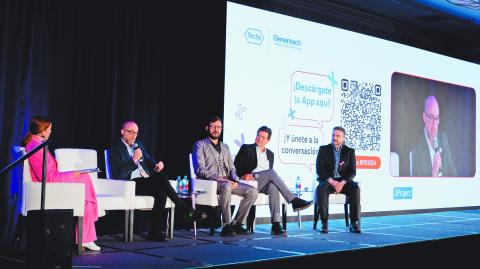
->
xmin=70 ymin=209 xmax=480 ymax=268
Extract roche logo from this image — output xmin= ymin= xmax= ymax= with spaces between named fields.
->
xmin=244 ymin=28 xmax=264 ymax=45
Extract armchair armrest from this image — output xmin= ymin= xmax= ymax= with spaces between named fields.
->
xmin=93 ymin=178 xmax=136 ymax=209
xmin=23 ymin=182 xmax=85 ymax=217
xmin=193 ymin=178 xmax=218 ymax=206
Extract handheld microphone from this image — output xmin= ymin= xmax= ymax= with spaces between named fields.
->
xmin=433 ymin=137 xmax=442 ymax=154
xmin=132 ymin=143 xmax=143 ymax=162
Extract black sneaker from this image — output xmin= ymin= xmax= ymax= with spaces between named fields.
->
xmin=291 ymin=198 xmax=313 ymax=212
xmin=271 ymin=222 xmax=287 ymax=236
xmin=233 ymin=224 xmax=250 ymax=235
xmin=185 ymin=209 xmax=207 ymax=222
xmin=220 ymin=224 xmax=236 ymax=236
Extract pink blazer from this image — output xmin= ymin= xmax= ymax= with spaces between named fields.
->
xmin=26 ymin=135 xmax=97 ymax=203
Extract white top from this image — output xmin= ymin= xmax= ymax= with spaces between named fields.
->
xmin=252 ymin=146 xmax=270 ymax=173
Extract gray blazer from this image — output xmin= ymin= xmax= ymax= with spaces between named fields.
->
xmin=192 ymin=138 xmax=239 ymax=181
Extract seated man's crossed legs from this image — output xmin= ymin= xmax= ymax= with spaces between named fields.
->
xmin=255 ymin=169 xmax=313 ymax=235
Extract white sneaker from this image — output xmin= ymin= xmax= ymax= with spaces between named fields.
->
xmin=82 ymin=241 xmax=101 ymax=251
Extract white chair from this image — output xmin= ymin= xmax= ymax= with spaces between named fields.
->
xmin=104 ymin=149 xmax=175 ymax=240
xmin=189 ymin=153 xmax=224 ymax=235
xmin=54 ymin=148 xmax=134 ymax=242
xmin=391 ymin=151 xmax=400 ymax=176
xmin=312 ymin=179 xmax=360 ymax=230
xmin=13 ymin=146 xmax=86 ymax=254
xmin=190 ymin=153 xmax=251 ymax=235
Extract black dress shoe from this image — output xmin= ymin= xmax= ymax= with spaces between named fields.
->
xmin=320 ymin=222 xmax=328 ymax=234
xmin=291 ymin=198 xmax=313 ymax=212
xmin=220 ymin=224 xmax=236 ymax=236
xmin=147 ymin=231 xmax=168 ymax=242
xmin=233 ymin=224 xmax=250 ymax=235
xmin=185 ymin=209 xmax=207 ymax=222
xmin=271 ymin=222 xmax=287 ymax=236
xmin=349 ymin=222 xmax=361 ymax=233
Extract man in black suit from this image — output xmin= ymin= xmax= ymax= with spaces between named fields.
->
xmin=109 ymin=121 xmax=206 ymax=241
xmin=234 ymin=126 xmax=313 ymax=236
xmin=315 ymin=126 xmax=361 ymax=233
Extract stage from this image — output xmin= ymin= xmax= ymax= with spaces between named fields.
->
xmin=1 ymin=209 xmax=479 ymax=268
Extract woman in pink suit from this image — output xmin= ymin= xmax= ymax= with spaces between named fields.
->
xmin=21 ymin=116 xmax=101 ymax=251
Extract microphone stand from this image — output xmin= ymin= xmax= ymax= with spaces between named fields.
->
xmin=41 ymin=144 xmax=48 ymax=211
xmin=0 ymin=140 xmax=49 ymax=211
xmin=0 ymin=140 xmax=49 ymax=248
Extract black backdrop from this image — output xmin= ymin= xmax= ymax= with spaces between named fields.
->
xmin=0 ymin=0 xmax=227 ymax=241
xmin=1 ymin=0 xmax=479 ymax=242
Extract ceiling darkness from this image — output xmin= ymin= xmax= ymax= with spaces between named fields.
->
xmin=262 ymin=0 xmax=480 ymax=63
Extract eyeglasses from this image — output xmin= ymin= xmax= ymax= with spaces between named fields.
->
xmin=209 ymin=125 xmax=223 ymax=130
xmin=123 ymin=129 xmax=138 ymax=136
xmin=424 ymin=112 xmax=440 ymax=124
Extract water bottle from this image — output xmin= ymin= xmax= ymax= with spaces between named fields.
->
xmin=176 ymin=176 xmax=182 ymax=193
xmin=295 ymin=176 xmax=301 ymax=192
xmin=183 ymin=175 xmax=189 ymax=193
xmin=180 ymin=176 xmax=186 ymax=193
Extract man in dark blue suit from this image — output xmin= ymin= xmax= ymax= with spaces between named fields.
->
xmin=109 ymin=121 xmax=206 ymax=241
xmin=315 ymin=126 xmax=361 ymax=233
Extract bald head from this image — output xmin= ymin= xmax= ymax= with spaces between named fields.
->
xmin=121 ymin=121 xmax=139 ymax=146
xmin=122 ymin=121 xmax=138 ymax=130
xmin=424 ymin=95 xmax=439 ymax=113
xmin=423 ymin=95 xmax=440 ymax=144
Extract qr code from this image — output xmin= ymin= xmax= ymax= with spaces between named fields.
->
xmin=340 ymin=79 xmax=381 ymax=151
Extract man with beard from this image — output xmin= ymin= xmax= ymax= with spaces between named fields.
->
xmin=411 ymin=95 xmax=457 ymax=177
xmin=109 ymin=121 xmax=207 ymax=241
xmin=192 ymin=115 xmax=258 ymax=236
xmin=315 ymin=126 xmax=361 ymax=234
